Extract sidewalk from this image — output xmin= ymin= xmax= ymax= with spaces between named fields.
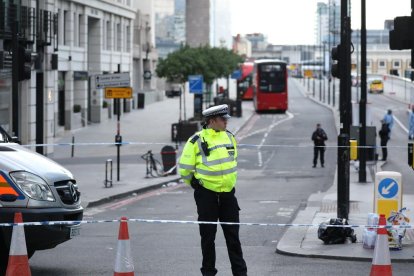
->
xmin=276 ymin=78 xmax=414 ymax=262
xmin=50 ymin=95 xmax=255 ymax=208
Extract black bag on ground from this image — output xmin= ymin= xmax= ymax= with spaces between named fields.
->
xmin=317 ymin=218 xmax=357 ymax=244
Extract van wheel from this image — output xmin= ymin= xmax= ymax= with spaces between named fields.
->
xmin=0 ymin=237 xmax=8 ymax=276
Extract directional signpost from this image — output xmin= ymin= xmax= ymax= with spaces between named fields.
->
xmin=104 ymin=87 xmax=133 ymax=99
xmin=189 ymin=75 xmax=203 ymax=94
xmin=95 ymin=72 xmax=131 ymax=182
xmin=374 ymin=171 xmax=402 ymax=218
xmin=189 ymin=75 xmax=204 ymax=120
xmin=95 ymin=72 xmax=130 ymax=89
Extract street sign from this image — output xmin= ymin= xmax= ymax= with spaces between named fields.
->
xmin=189 ymin=75 xmax=203 ymax=94
xmin=374 ymin=171 xmax=402 ymax=218
xmin=378 ymin=178 xmax=398 ymax=199
xmin=231 ymin=70 xmax=242 ymax=80
xmin=95 ymin=73 xmax=130 ymax=89
xmin=104 ymin=87 xmax=133 ymax=99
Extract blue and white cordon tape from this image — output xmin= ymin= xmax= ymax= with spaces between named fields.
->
xmin=0 ymin=218 xmax=412 ymax=229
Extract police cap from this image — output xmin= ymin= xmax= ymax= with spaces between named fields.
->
xmin=202 ymin=104 xmax=231 ymax=119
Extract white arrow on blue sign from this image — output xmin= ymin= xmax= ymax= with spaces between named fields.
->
xmin=378 ymin=178 xmax=399 ymax=199
xmin=189 ymin=75 xmax=203 ymax=94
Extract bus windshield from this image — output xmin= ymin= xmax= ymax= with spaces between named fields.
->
xmin=258 ymin=64 xmax=286 ymax=93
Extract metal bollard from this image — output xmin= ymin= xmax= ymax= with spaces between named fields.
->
xmin=104 ymin=159 xmax=113 ymax=188
xmin=71 ymin=136 xmax=75 ymax=158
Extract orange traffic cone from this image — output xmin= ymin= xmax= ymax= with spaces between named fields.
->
xmin=5 ymin=212 xmax=31 ymax=276
xmin=370 ymin=214 xmax=392 ymax=276
xmin=114 ymin=217 xmax=134 ymax=276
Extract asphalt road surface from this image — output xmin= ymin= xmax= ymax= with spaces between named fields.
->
xmin=30 ymin=79 xmax=413 ymax=275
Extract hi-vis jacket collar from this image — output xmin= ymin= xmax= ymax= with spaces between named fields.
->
xmin=202 ymin=104 xmax=231 ymax=119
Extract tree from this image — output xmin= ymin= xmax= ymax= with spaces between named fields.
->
xmin=156 ymin=45 xmax=243 ymax=85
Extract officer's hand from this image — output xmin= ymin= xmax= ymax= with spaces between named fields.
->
xmin=190 ymin=177 xmax=200 ymax=189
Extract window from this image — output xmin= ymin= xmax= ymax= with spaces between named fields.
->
xmin=393 ymin=60 xmax=401 ymax=68
xmin=378 ymin=60 xmax=386 ymax=68
xmin=74 ymin=12 xmax=78 ymax=47
xmin=106 ymin=21 xmax=111 ymax=50
xmin=366 ymin=60 xmax=371 ymax=67
xmin=258 ymin=64 xmax=286 ymax=93
xmin=117 ymin=23 xmax=121 ymax=51
xmin=126 ymin=25 xmax=130 ymax=52
xmin=78 ymin=14 xmax=82 ymax=47
xmin=63 ymin=10 xmax=68 ymax=45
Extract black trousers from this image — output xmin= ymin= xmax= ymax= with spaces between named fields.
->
xmin=194 ymin=186 xmax=247 ymax=276
xmin=313 ymin=146 xmax=325 ymax=166
xmin=380 ymin=139 xmax=388 ymax=160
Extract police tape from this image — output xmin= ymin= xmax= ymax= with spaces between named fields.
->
xmin=0 ymin=218 xmax=412 ymax=229
xmin=20 ymin=141 xmax=407 ymax=150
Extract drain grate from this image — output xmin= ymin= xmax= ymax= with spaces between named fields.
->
xmin=320 ymin=201 xmax=360 ymax=213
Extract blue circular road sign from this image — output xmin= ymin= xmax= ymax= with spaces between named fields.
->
xmin=378 ymin=178 xmax=398 ymax=199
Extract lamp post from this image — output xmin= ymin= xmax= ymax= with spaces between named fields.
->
xmin=359 ymin=0 xmax=367 ymax=183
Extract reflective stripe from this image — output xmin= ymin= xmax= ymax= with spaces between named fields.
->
xmin=179 ymin=163 xmax=195 ymax=170
xmin=204 ymin=156 xmax=234 ymax=166
xmin=209 ymin=144 xmax=233 ymax=151
xmin=181 ymin=174 xmax=193 ymax=180
xmin=196 ymin=167 xmax=237 ymax=176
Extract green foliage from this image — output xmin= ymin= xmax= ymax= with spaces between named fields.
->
xmin=156 ymin=45 xmax=243 ymax=85
xmin=73 ymin=104 xmax=81 ymax=113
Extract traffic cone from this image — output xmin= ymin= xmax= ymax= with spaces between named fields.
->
xmin=114 ymin=217 xmax=134 ymax=276
xmin=5 ymin=212 xmax=31 ymax=276
xmin=370 ymin=214 xmax=392 ymax=276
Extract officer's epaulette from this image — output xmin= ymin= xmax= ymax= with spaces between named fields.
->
xmin=190 ymin=134 xmax=200 ymax=144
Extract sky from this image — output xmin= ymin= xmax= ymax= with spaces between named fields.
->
xmin=230 ymin=0 xmax=412 ymax=45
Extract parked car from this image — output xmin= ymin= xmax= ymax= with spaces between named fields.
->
xmin=369 ymin=79 xmax=384 ymax=94
xmin=0 ymin=126 xmax=83 ymax=273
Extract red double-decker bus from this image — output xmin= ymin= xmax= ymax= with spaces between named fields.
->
xmin=253 ymin=59 xmax=288 ymax=112
xmin=237 ymin=62 xmax=254 ymax=100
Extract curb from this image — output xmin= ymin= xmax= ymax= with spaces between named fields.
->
xmin=84 ymin=177 xmax=182 ymax=208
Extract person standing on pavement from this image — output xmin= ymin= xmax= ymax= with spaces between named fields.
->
xmin=379 ymin=119 xmax=390 ymax=161
xmin=311 ymin=123 xmax=328 ymax=168
xmin=409 ymin=106 xmax=414 ymax=140
xmin=383 ymin=109 xmax=394 ymax=138
xmin=178 ymin=104 xmax=247 ymax=276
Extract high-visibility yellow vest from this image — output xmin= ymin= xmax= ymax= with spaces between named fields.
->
xmin=178 ymin=127 xmax=238 ymax=193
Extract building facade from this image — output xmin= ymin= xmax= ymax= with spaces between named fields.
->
xmin=0 ymin=0 xmax=158 ymax=155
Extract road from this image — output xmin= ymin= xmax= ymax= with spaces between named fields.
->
xmin=29 ymin=79 xmax=414 ymax=275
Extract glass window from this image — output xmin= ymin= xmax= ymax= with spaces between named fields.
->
xmin=378 ymin=60 xmax=386 ymax=68
xmin=258 ymin=63 xmax=286 ymax=93
xmin=106 ymin=21 xmax=111 ymax=50
xmin=393 ymin=60 xmax=400 ymax=68
xmin=117 ymin=23 xmax=121 ymax=51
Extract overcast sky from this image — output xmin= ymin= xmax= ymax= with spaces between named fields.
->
xmin=230 ymin=0 xmax=412 ymax=45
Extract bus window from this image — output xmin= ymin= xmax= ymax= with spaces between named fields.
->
xmin=258 ymin=64 xmax=286 ymax=93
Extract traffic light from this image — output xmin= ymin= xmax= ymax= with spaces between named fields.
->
xmin=389 ymin=16 xmax=413 ymax=50
xmin=18 ymin=42 xmax=32 ymax=81
xmin=331 ymin=44 xmax=341 ymax=79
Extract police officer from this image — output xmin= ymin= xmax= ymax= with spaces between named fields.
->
xmin=383 ymin=109 xmax=394 ymax=138
xmin=379 ymin=119 xmax=390 ymax=161
xmin=179 ymin=104 xmax=247 ymax=276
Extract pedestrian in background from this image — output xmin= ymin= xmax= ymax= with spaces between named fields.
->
xmin=379 ymin=119 xmax=390 ymax=161
xmin=409 ymin=106 xmax=414 ymax=140
xmin=383 ymin=109 xmax=394 ymax=138
xmin=311 ymin=123 xmax=328 ymax=168
xmin=179 ymin=104 xmax=247 ymax=276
